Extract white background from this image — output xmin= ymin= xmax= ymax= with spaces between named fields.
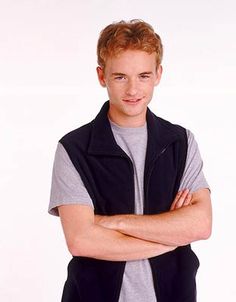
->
xmin=1 ymin=0 xmax=235 ymax=301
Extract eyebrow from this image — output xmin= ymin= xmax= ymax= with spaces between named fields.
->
xmin=111 ymin=73 xmax=126 ymax=76
xmin=111 ymin=72 xmax=154 ymax=76
xmin=139 ymin=72 xmax=154 ymax=75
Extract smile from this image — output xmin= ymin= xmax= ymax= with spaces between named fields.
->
xmin=122 ymin=98 xmax=142 ymax=103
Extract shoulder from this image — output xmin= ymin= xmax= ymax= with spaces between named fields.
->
xmin=158 ymin=116 xmax=186 ymax=135
xmin=185 ymin=129 xmax=202 ymax=155
xmin=151 ymin=111 xmax=187 ymax=142
xmin=185 ymin=129 xmax=196 ymax=144
xmin=59 ymin=120 xmax=94 ymax=150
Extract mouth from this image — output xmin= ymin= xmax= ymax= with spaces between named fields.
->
xmin=122 ymin=98 xmax=142 ymax=104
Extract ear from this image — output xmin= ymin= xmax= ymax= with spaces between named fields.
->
xmin=154 ymin=65 xmax=163 ymax=86
xmin=96 ymin=66 xmax=106 ymax=87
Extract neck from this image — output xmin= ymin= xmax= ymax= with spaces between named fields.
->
xmin=108 ymin=111 xmax=146 ymax=128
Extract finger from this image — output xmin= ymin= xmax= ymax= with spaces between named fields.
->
xmin=174 ymin=189 xmax=190 ymax=209
xmin=170 ymin=191 xmax=183 ymax=210
xmin=183 ymin=193 xmax=192 ymax=206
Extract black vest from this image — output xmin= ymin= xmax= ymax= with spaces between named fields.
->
xmin=60 ymin=102 xmax=199 ymax=302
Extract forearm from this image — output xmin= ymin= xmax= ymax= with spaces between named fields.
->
xmin=72 ymin=225 xmax=175 ymax=261
xmin=58 ymin=204 xmax=175 ymax=262
xmin=100 ymin=207 xmax=202 ymax=246
xmin=70 ymin=223 xmax=175 ymax=261
xmin=95 ymin=189 xmax=212 ymax=246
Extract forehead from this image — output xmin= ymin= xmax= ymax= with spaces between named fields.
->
xmin=104 ymin=50 xmax=157 ymax=73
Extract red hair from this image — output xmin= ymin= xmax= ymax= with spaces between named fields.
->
xmin=97 ymin=19 xmax=163 ymax=68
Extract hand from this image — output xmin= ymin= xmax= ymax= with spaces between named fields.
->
xmin=170 ymin=189 xmax=192 ymax=211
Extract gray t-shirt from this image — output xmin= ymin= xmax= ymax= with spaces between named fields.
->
xmin=49 ymin=123 xmax=209 ymax=302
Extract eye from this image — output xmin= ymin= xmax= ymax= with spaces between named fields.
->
xmin=114 ymin=75 xmax=126 ymax=80
xmin=139 ymin=74 xmax=151 ymax=79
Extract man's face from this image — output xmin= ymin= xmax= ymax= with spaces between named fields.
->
xmin=97 ymin=50 xmax=162 ymax=127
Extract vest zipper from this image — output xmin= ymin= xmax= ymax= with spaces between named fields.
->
xmin=120 ymin=154 xmax=135 ymax=213
xmin=144 ymin=145 xmax=168 ymax=214
xmin=144 ymin=145 xmax=170 ymax=302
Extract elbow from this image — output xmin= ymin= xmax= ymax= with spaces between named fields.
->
xmin=66 ymin=224 xmax=98 ymax=257
xmin=197 ymin=218 xmax=212 ymax=241
xmin=68 ymin=246 xmax=80 ymax=257
xmin=67 ymin=239 xmax=82 ymax=256
xmin=201 ymin=222 xmax=212 ymax=240
xmin=67 ymin=237 xmax=91 ymax=257
xmin=202 ymin=211 xmax=212 ymax=240
xmin=182 ymin=219 xmax=212 ymax=246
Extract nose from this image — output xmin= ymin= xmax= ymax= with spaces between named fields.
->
xmin=126 ymin=79 xmax=138 ymax=96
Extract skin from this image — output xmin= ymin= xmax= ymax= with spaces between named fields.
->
xmin=96 ymin=50 xmax=162 ymax=127
xmin=59 ymin=190 xmax=192 ymax=261
xmin=59 ymin=49 xmax=212 ymax=260
xmin=95 ymin=188 xmax=212 ymax=246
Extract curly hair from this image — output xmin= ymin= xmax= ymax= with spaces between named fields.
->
xmin=97 ymin=19 xmax=163 ymax=68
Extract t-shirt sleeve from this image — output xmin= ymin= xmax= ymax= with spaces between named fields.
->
xmin=48 ymin=142 xmax=94 ymax=216
xmin=179 ymin=129 xmax=210 ymax=193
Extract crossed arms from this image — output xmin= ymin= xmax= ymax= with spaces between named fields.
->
xmin=58 ymin=188 xmax=212 ymax=262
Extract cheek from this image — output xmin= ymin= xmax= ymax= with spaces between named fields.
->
xmin=145 ymin=83 xmax=155 ymax=94
xmin=107 ymin=84 xmax=123 ymax=96
xmin=106 ymin=87 xmax=120 ymax=101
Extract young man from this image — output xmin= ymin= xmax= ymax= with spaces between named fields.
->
xmin=49 ymin=20 xmax=212 ymax=302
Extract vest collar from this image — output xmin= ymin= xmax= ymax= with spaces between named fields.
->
xmin=88 ymin=101 xmax=182 ymax=158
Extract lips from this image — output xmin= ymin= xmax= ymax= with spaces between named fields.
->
xmin=122 ymin=98 xmax=142 ymax=103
